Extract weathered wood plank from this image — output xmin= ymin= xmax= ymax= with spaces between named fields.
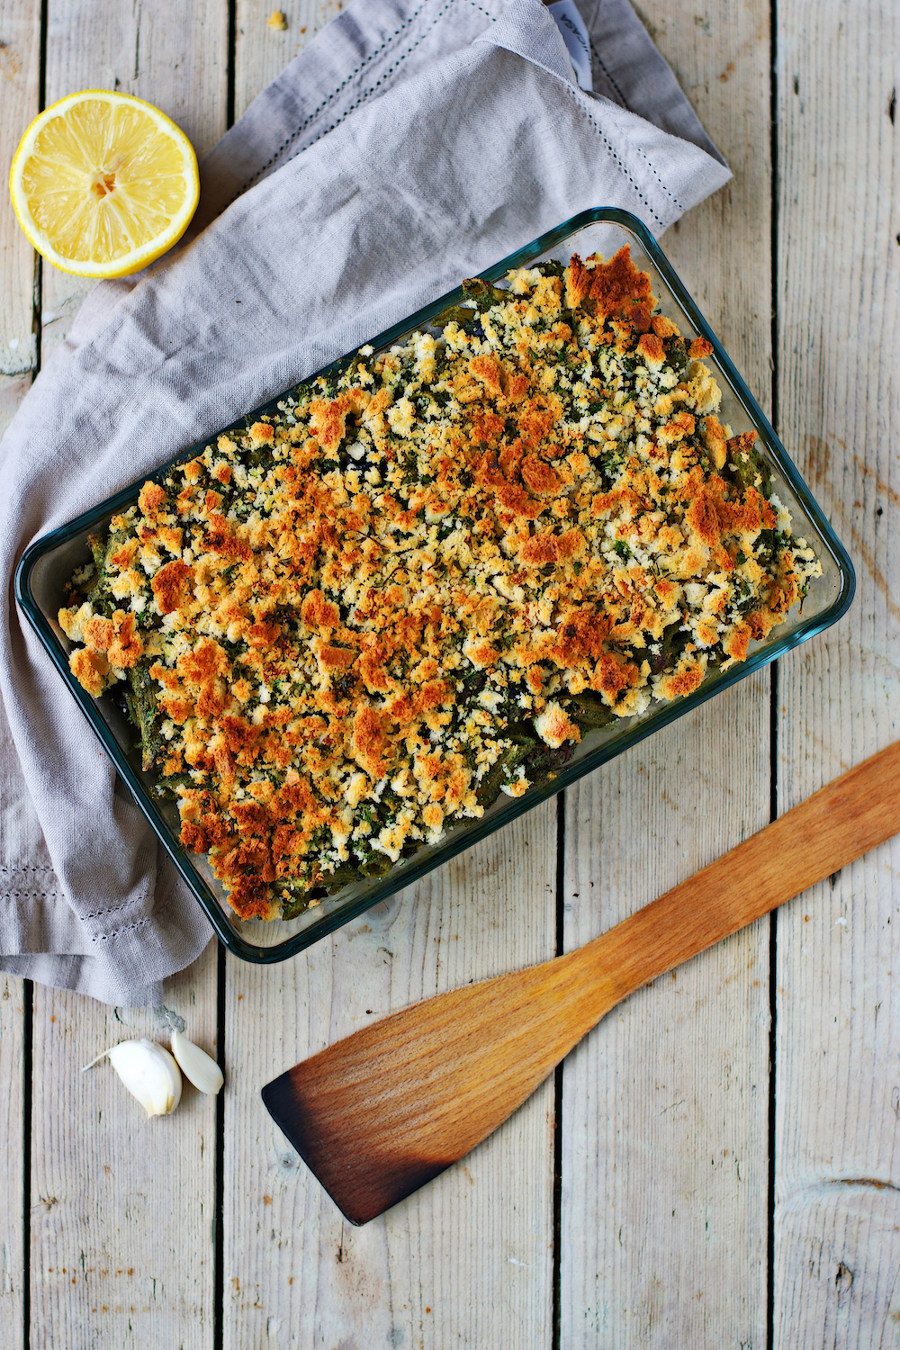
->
xmin=28 ymin=2 xmax=228 ymax=1346
xmin=234 ymin=0 xmax=333 ymax=119
xmin=559 ymin=1 xmax=775 ymax=1342
xmin=0 ymin=1 xmax=42 ymax=1338
xmin=0 ymin=974 xmax=27 ymax=1348
xmin=223 ymin=812 xmax=557 ymax=1350
xmin=40 ymin=0 xmax=229 ymax=362
xmin=223 ymin=11 xmax=554 ymax=1346
xmin=0 ymin=0 xmax=41 ymax=434
xmin=30 ymin=946 xmax=219 ymax=1348
xmin=773 ymin=0 xmax=899 ymax=1342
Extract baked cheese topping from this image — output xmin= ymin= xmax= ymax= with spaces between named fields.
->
xmin=60 ymin=248 xmax=820 ymax=919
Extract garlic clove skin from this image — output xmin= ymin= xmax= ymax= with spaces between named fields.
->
xmin=170 ymin=1029 xmax=224 ymax=1096
xmin=106 ymin=1038 xmax=182 ymax=1117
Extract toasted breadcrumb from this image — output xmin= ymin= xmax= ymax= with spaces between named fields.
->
xmin=61 ymin=248 xmax=820 ymax=919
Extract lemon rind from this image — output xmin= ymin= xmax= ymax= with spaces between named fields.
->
xmin=9 ymin=89 xmax=200 ymax=280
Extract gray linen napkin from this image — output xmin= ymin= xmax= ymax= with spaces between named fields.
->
xmin=0 ymin=0 xmax=730 ymax=1004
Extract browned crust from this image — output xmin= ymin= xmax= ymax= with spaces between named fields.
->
xmin=59 ymin=248 xmax=815 ymax=919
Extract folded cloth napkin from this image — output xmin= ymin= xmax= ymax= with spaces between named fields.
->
xmin=0 ymin=0 xmax=730 ymax=1004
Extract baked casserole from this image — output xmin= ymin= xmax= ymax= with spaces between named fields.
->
xmin=60 ymin=248 xmax=820 ymax=919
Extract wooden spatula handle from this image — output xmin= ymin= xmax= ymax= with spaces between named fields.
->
xmin=575 ymin=741 xmax=900 ymax=1007
xmin=263 ymin=742 xmax=898 ymax=1226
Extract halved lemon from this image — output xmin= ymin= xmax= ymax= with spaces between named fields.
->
xmin=9 ymin=89 xmax=199 ymax=279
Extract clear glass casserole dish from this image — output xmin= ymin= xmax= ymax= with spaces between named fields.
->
xmin=14 ymin=207 xmax=855 ymax=963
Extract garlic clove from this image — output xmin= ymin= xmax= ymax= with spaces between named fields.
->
xmin=105 ymin=1038 xmax=182 ymax=1117
xmin=170 ymin=1029 xmax=224 ymax=1096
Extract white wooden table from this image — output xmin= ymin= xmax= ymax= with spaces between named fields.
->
xmin=0 ymin=1 xmax=896 ymax=1345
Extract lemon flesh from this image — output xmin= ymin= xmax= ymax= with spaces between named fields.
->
xmin=9 ymin=90 xmax=199 ymax=279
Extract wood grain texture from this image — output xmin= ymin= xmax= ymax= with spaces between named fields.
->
xmin=224 ymin=810 xmax=557 ymax=1348
xmin=40 ymin=0 xmax=229 ymax=362
xmin=773 ymin=0 xmax=899 ymax=1342
xmin=0 ymin=3 xmax=41 ymax=1339
xmin=263 ymin=743 xmax=899 ymax=1227
xmin=0 ymin=974 xmax=27 ymax=1349
xmin=0 ymin=0 xmax=894 ymax=1343
xmin=234 ymin=0 xmax=334 ymax=120
xmin=27 ymin=3 xmax=228 ymax=1346
xmin=223 ymin=9 xmax=553 ymax=1344
xmin=559 ymin=0 xmax=776 ymax=1342
xmin=29 ymin=946 xmax=219 ymax=1349
xmin=0 ymin=0 xmax=41 ymax=435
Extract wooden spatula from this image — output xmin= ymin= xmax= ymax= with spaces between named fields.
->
xmin=263 ymin=741 xmax=899 ymax=1225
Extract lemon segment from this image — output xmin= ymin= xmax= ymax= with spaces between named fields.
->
xmin=9 ymin=90 xmax=199 ymax=279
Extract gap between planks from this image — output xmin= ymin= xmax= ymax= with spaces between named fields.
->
xmin=765 ymin=3 xmax=782 ymax=1343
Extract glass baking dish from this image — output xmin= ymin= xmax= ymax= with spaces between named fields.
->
xmin=14 ymin=207 xmax=855 ymax=963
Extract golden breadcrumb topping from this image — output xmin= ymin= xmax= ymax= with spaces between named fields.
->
xmin=60 ymin=248 xmax=820 ymax=919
